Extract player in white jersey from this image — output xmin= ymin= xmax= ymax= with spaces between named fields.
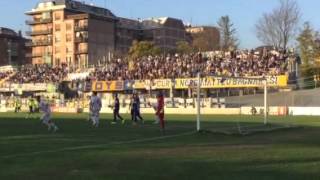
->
xmin=89 ymin=91 xmax=102 ymax=128
xmin=38 ymin=96 xmax=58 ymax=132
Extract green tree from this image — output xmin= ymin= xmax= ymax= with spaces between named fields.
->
xmin=176 ymin=41 xmax=193 ymax=54
xmin=297 ymin=22 xmax=320 ymax=88
xmin=217 ymin=16 xmax=239 ymax=51
xmin=128 ymin=41 xmax=161 ymax=60
xmin=297 ymin=22 xmax=320 ymax=65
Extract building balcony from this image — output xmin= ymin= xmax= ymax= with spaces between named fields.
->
xmin=74 ymin=37 xmax=88 ymax=43
xmin=25 ymin=39 xmax=53 ymax=47
xmin=25 ymin=18 xmax=53 ymax=25
xmin=26 ymin=53 xmax=41 ymax=58
xmin=26 ymin=52 xmax=53 ymax=58
xmin=75 ymin=49 xmax=88 ymax=54
xmin=26 ymin=29 xmax=53 ymax=36
xmin=74 ymin=25 xmax=88 ymax=32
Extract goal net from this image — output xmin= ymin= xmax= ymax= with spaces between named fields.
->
xmin=194 ymin=75 xmax=297 ymax=135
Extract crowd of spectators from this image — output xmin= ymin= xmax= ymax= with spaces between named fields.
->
xmin=10 ymin=64 xmax=68 ymax=84
xmin=5 ymin=49 xmax=293 ymax=84
xmin=0 ymin=71 xmax=12 ymax=80
xmin=89 ymin=49 xmax=291 ymax=81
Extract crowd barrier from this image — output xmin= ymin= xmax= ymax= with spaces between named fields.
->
xmin=1 ymin=97 xmax=319 ymax=116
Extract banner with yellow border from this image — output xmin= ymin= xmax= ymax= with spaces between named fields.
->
xmin=92 ymin=81 xmax=124 ymax=91
xmin=91 ymin=76 xmax=287 ymax=91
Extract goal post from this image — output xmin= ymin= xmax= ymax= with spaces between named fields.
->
xmin=195 ymin=76 xmax=272 ymax=134
xmin=264 ymin=79 xmax=268 ymax=125
xmin=196 ymin=72 xmax=201 ymax=132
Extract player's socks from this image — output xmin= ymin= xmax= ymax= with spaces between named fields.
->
xmin=121 ymin=118 xmax=126 ymax=125
xmin=53 ymin=125 xmax=59 ymax=132
xmin=48 ymin=124 xmax=52 ymax=131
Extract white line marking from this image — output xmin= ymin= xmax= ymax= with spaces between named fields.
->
xmin=1 ymin=131 xmax=196 ymax=159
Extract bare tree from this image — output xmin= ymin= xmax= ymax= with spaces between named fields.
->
xmin=217 ymin=16 xmax=238 ymax=51
xmin=255 ymin=0 xmax=300 ymax=49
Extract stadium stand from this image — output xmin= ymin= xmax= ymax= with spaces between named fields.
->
xmin=2 ymin=49 xmax=293 ymax=85
xmin=9 ymin=64 xmax=68 ymax=83
xmin=89 ymin=49 xmax=290 ymax=81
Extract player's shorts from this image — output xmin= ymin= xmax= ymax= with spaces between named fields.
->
xmin=29 ymin=106 xmax=34 ymax=113
xmin=91 ymin=111 xmax=100 ymax=119
xmin=114 ymin=108 xmax=120 ymax=114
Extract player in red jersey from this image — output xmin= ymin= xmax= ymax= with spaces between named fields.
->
xmin=156 ymin=92 xmax=165 ymax=133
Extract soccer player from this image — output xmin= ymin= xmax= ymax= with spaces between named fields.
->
xmin=156 ymin=92 xmax=165 ymax=132
xmin=25 ymin=96 xmax=35 ymax=119
xmin=111 ymin=93 xmax=124 ymax=124
xmin=38 ymin=96 xmax=58 ymax=132
xmin=130 ymin=94 xmax=138 ymax=125
xmin=14 ymin=97 xmax=22 ymax=113
xmin=89 ymin=91 xmax=102 ymax=128
xmin=133 ymin=93 xmax=144 ymax=123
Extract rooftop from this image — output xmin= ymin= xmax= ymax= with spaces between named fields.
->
xmin=27 ymin=0 xmax=116 ymax=19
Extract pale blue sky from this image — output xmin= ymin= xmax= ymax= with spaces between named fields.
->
xmin=1 ymin=0 xmax=320 ymax=48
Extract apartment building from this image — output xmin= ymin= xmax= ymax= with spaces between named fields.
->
xmin=26 ymin=0 xmax=117 ymax=67
xmin=0 ymin=27 xmax=31 ymax=66
xmin=186 ymin=26 xmax=220 ymax=51
xmin=141 ymin=17 xmax=186 ymax=53
xmin=26 ymin=0 xmax=188 ymax=66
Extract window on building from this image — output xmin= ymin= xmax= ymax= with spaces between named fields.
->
xmin=55 ymin=35 xmax=61 ymax=43
xmin=55 ymin=58 xmax=60 ymax=65
xmin=42 ymin=12 xmax=51 ymax=20
xmin=55 ymin=13 xmax=61 ymax=20
xmin=55 ymin=46 xmax=60 ymax=53
xmin=66 ymin=34 xmax=72 ymax=42
xmin=55 ymin=24 xmax=61 ymax=31
xmin=66 ymin=46 xmax=73 ymax=53
xmin=66 ymin=24 xmax=72 ymax=31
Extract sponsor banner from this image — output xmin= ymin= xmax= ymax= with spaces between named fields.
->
xmin=145 ymin=79 xmax=172 ymax=89
xmin=132 ymin=80 xmax=146 ymax=89
xmin=124 ymin=80 xmax=134 ymax=90
xmin=175 ymin=76 xmax=287 ymax=89
xmin=289 ymin=107 xmax=320 ymax=116
xmin=21 ymin=83 xmax=49 ymax=91
xmin=131 ymin=76 xmax=287 ymax=90
xmin=0 ymin=83 xmax=49 ymax=92
xmin=92 ymin=81 xmax=124 ymax=92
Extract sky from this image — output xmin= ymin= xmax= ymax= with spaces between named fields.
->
xmin=1 ymin=0 xmax=320 ymax=48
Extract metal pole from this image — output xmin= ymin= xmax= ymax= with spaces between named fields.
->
xmin=264 ymin=79 xmax=268 ymax=125
xmin=197 ymin=73 xmax=201 ymax=131
xmin=7 ymin=41 xmax=12 ymax=65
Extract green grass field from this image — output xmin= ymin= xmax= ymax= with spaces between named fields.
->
xmin=1 ymin=113 xmax=320 ymax=180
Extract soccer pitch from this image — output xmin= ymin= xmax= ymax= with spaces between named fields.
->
xmin=1 ymin=113 xmax=320 ymax=180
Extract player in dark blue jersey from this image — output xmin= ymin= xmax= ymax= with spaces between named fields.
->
xmin=111 ymin=93 xmax=124 ymax=124
xmin=130 ymin=93 xmax=144 ymax=125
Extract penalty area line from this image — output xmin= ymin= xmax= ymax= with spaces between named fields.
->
xmin=1 ymin=131 xmax=196 ymax=159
